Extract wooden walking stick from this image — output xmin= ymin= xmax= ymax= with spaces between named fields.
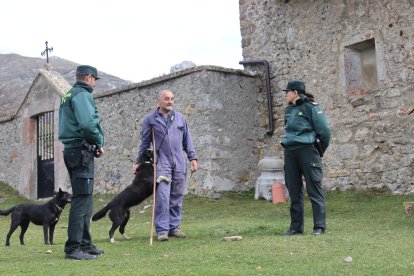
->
xmin=149 ymin=129 xmax=157 ymax=246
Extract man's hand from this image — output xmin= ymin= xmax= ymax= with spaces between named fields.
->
xmin=190 ymin=160 xmax=198 ymax=173
xmin=132 ymin=163 xmax=140 ymax=174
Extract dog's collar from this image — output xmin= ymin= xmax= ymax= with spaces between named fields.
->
xmin=54 ymin=203 xmax=63 ymax=211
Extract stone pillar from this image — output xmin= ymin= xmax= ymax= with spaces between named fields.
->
xmin=255 ymin=156 xmax=286 ymax=201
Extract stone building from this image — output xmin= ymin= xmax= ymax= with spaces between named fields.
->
xmin=239 ymin=0 xmax=414 ymax=193
xmin=1 ymin=0 xmax=414 ymax=199
xmin=0 ymin=69 xmax=70 ymax=199
xmin=0 ymin=66 xmax=265 ymax=199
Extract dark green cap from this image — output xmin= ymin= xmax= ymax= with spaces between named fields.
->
xmin=76 ymin=65 xmax=100 ymax=80
xmin=283 ymin=80 xmax=305 ymax=93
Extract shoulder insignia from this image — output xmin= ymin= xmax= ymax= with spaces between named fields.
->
xmin=61 ymin=91 xmax=72 ymax=104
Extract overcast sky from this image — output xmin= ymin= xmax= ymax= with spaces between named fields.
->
xmin=0 ymin=0 xmax=243 ymax=82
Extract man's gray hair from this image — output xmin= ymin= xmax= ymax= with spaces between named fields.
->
xmin=158 ymin=90 xmax=173 ymax=99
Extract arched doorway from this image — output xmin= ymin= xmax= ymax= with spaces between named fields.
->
xmin=36 ymin=111 xmax=54 ymax=198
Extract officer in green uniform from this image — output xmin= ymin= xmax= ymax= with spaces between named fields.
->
xmin=280 ymin=80 xmax=331 ymax=236
xmin=59 ymin=65 xmax=105 ymax=260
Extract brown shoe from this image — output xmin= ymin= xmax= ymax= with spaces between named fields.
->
xmin=157 ymin=233 xmax=169 ymax=241
xmin=169 ymin=230 xmax=186 ymax=238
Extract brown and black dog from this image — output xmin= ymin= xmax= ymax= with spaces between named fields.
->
xmin=0 ymin=188 xmax=72 ymax=246
xmin=92 ymin=149 xmax=156 ymax=243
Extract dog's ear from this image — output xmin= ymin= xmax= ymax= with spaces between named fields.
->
xmin=57 ymin=188 xmax=63 ymax=195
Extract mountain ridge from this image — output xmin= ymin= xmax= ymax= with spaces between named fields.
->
xmin=0 ymin=53 xmax=132 ymax=120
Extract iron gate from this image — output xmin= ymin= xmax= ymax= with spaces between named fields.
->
xmin=37 ymin=112 xmax=54 ymax=198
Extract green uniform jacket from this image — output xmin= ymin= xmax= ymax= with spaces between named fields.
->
xmin=281 ymin=96 xmax=330 ymax=153
xmin=58 ymin=82 xmax=104 ymax=148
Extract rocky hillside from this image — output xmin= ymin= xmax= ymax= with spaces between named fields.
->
xmin=0 ymin=53 xmax=132 ymax=120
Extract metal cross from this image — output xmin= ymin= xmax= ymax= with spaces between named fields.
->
xmin=41 ymin=41 xmax=53 ymax=63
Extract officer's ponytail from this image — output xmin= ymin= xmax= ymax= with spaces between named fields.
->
xmin=305 ymin=93 xmax=315 ymax=103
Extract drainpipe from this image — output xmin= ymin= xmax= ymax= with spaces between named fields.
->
xmin=239 ymin=60 xmax=274 ymax=135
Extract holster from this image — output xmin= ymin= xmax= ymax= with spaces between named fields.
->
xmin=81 ymin=149 xmax=93 ymax=168
xmin=81 ymin=140 xmax=100 ymax=158
xmin=314 ymin=138 xmax=324 ymax=157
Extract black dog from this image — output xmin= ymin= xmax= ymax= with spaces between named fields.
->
xmin=92 ymin=149 xmax=157 ymax=243
xmin=0 ymin=188 xmax=72 ymax=246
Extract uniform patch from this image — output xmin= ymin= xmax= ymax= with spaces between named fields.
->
xmin=317 ymin=110 xmax=323 ymax=114
xmin=61 ymin=92 xmax=72 ymax=104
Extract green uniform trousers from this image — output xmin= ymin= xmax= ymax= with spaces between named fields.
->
xmin=63 ymin=147 xmax=95 ymax=254
xmin=284 ymin=144 xmax=326 ymax=232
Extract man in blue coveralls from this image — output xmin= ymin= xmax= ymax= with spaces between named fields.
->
xmin=133 ymin=89 xmax=198 ymax=241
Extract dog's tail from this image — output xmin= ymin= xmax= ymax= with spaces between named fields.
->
xmin=92 ymin=205 xmax=110 ymax=221
xmin=0 ymin=206 xmax=15 ymax=216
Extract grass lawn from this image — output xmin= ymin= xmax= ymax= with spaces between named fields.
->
xmin=0 ymin=181 xmax=413 ymax=275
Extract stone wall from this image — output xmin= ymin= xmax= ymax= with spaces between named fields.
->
xmin=93 ymin=66 xmax=263 ymax=196
xmin=239 ymin=0 xmax=414 ymax=193
xmin=0 ymin=118 xmax=21 ymax=190
xmin=0 ymin=66 xmax=265 ymax=198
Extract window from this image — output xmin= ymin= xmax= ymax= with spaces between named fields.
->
xmin=343 ymin=38 xmax=378 ymax=100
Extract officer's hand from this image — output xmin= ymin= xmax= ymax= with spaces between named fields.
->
xmin=96 ymin=147 xmax=105 ymax=158
xmin=190 ymin=160 xmax=198 ymax=173
xmin=132 ymin=163 xmax=140 ymax=174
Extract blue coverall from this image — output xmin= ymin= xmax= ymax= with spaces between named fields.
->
xmin=137 ymin=109 xmax=197 ymax=235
